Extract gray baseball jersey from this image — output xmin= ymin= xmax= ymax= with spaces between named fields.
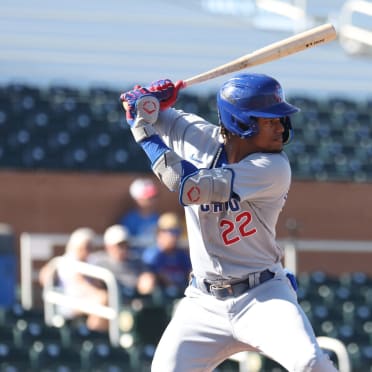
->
xmin=154 ymin=108 xmax=290 ymax=282
xmin=151 ymin=108 xmax=337 ymax=372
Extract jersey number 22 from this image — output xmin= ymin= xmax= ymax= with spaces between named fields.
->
xmin=220 ymin=211 xmax=257 ymax=245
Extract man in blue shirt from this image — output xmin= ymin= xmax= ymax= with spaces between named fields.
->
xmin=142 ymin=212 xmax=191 ymax=299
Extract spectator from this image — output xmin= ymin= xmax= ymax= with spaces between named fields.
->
xmin=88 ymin=224 xmax=156 ymax=301
xmin=118 ymin=177 xmax=161 ymax=254
xmin=39 ymin=227 xmax=108 ymax=332
xmin=142 ymin=212 xmax=191 ymax=299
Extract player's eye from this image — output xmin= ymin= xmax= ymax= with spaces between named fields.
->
xmin=264 ymin=118 xmax=280 ymax=126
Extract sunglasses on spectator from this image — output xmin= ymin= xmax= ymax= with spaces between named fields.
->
xmin=159 ymin=228 xmax=181 ymax=235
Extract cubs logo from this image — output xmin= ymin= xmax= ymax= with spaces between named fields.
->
xmin=187 ymin=186 xmax=200 ymax=203
xmin=142 ymin=99 xmax=157 ymax=114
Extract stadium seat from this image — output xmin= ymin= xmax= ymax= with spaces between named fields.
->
xmin=339 ymin=271 xmax=371 ymax=288
xmin=120 ymin=303 xmax=170 ymax=348
xmin=0 ymin=303 xmax=44 ymax=325
xmin=80 ymin=340 xmax=132 ymax=372
xmin=319 ymin=320 xmax=338 ymax=339
xmin=13 ymin=318 xmax=64 ymax=349
xmin=359 ymin=345 xmax=372 ymax=371
xmin=0 ymin=325 xmax=16 ymax=346
xmin=2 ymin=82 xmax=372 ymax=182
xmin=346 ymin=342 xmax=363 ymax=371
xmin=316 ymin=284 xmax=337 ymax=308
xmin=0 ymin=342 xmax=30 ymax=371
xmin=64 ymin=320 xmax=110 ymax=350
xmin=29 ymin=340 xmax=81 ymax=371
xmin=175 ymin=92 xmax=202 ymax=114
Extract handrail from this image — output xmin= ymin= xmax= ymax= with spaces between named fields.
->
xmin=20 ymin=232 xmax=102 ymax=309
xmin=20 ymin=232 xmax=70 ymax=309
xmin=42 ymin=256 xmax=121 ymax=346
xmin=339 ymin=0 xmax=372 ymax=53
xmin=281 ymin=238 xmax=372 ymax=275
xmin=317 ymin=336 xmax=351 ymax=372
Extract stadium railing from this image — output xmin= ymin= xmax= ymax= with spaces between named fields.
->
xmin=339 ymin=0 xmax=372 ymax=55
xmin=20 ymin=232 xmax=372 ymax=309
xmin=42 ymin=256 xmax=121 ymax=347
xmin=282 ymin=238 xmax=372 ymax=275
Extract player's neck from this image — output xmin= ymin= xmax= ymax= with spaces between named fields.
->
xmin=224 ymin=136 xmax=258 ymax=163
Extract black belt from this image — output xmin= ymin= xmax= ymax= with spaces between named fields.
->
xmin=191 ymin=269 xmax=275 ymax=300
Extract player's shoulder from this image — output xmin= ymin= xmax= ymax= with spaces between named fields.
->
xmin=241 ymin=151 xmax=291 ymax=186
xmin=245 ymin=151 xmax=290 ymax=170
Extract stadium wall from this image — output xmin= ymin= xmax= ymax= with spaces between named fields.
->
xmin=1 ymin=170 xmax=372 ymax=276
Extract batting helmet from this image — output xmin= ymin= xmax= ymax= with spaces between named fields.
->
xmin=217 ymin=73 xmax=300 ymax=144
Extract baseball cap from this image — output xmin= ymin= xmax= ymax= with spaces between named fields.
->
xmin=129 ymin=178 xmax=158 ymax=200
xmin=157 ymin=213 xmax=181 ymax=231
xmin=103 ymin=225 xmax=130 ymax=245
xmin=66 ymin=227 xmax=96 ymax=254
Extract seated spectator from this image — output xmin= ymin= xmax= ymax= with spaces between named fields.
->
xmin=39 ymin=227 xmax=108 ymax=332
xmin=118 ymin=177 xmax=160 ymax=254
xmin=88 ymin=224 xmax=156 ymax=301
xmin=142 ymin=213 xmax=191 ymax=299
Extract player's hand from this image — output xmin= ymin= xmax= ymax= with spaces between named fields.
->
xmin=120 ymin=87 xmax=159 ymax=126
xmin=148 ymin=79 xmax=185 ymax=110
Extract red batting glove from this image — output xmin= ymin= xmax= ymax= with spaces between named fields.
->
xmin=148 ymin=79 xmax=185 ymax=110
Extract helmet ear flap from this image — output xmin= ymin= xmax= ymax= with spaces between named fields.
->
xmin=281 ymin=116 xmax=293 ymax=145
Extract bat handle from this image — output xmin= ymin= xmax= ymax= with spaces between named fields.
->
xmin=176 ymin=80 xmax=187 ymax=91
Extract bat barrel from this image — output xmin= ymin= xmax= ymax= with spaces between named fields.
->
xmin=183 ymin=23 xmax=336 ymax=88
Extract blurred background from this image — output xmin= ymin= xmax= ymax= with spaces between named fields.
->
xmin=0 ymin=0 xmax=372 ymax=371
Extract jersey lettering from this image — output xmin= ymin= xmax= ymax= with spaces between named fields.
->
xmin=220 ymin=211 xmax=257 ymax=245
xmin=200 ymin=198 xmax=240 ymax=213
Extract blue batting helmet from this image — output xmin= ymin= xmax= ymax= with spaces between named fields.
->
xmin=217 ymin=73 xmax=300 ymax=144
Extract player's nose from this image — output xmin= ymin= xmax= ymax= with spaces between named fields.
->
xmin=274 ymin=118 xmax=285 ymax=133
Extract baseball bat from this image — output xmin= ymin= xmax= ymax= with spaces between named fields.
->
xmin=182 ymin=23 xmax=337 ymax=88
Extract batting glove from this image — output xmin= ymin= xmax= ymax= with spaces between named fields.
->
xmin=120 ymin=87 xmax=155 ymax=125
xmin=148 ymin=79 xmax=185 ymax=110
xmin=120 ymin=87 xmax=160 ymax=142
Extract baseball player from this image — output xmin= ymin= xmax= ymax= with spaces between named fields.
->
xmin=120 ymin=74 xmax=337 ymax=372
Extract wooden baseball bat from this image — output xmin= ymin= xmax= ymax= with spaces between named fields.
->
xmin=182 ymin=23 xmax=337 ymax=88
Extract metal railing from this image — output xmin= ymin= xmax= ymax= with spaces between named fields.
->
xmin=20 ymin=232 xmax=70 ymax=309
xmin=42 ymin=256 xmax=121 ymax=346
xmin=339 ymin=0 xmax=372 ymax=54
xmin=282 ymin=238 xmax=372 ymax=275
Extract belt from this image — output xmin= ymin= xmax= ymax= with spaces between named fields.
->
xmin=191 ymin=269 xmax=275 ymax=300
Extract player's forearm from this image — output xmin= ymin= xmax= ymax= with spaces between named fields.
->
xmin=139 ymin=135 xmax=198 ymax=192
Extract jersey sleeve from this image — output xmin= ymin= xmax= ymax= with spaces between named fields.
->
xmin=153 ymin=108 xmax=222 ymax=168
xmin=230 ymin=152 xmax=291 ymax=202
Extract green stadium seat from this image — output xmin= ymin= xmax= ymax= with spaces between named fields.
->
xmin=80 ymin=340 xmax=132 ymax=372
xmin=29 ymin=340 xmax=81 ymax=371
xmin=0 ymin=342 xmax=30 ymax=371
xmin=346 ymin=342 xmax=363 ymax=371
xmin=64 ymin=321 xmax=110 ymax=349
xmin=0 ymin=303 xmax=44 ymax=325
xmin=13 ymin=319 xmax=65 ymax=349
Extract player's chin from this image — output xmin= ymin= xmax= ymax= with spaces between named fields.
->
xmin=270 ymin=140 xmax=284 ymax=152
